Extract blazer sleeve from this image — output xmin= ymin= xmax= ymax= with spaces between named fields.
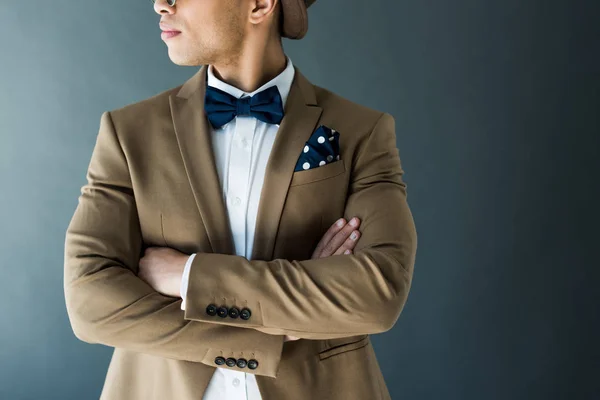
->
xmin=63 ymin=111 xmax=284 ymax=378
xmin=183 ymin=112 xmax=418 ymax=340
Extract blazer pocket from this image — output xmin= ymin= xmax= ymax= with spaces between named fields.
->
xmin=318 ymin=334 xmax=370 ymax=361
xmin=290 ymin=159 xmax=346 ymax=187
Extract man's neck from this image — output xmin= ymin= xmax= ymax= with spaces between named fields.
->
xmin=210 ymin=49 xmax=287 ymax=93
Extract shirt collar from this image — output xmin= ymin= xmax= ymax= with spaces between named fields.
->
xmin=207 ymin=55 xmax=295 ymax=109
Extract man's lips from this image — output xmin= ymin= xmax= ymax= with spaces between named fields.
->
xmin=160 ymin=23 xmax=181 ymax=40
xmin=159 ymin=23 xmax=181 ymax=33
xmin=161 ymin=31 xmax=181 ymax=40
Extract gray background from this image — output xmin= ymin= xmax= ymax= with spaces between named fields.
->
xmin=0 ymin=0 xmax=598 ymax=399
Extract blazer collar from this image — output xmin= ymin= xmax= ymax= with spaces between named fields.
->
xmin=169 ymin=64 xmax=323 ymax=260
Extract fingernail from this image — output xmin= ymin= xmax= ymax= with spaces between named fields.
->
xmin=344 ymin=249 xmax=351 ymax=254
xmin=350 ymin=231 xmax=357 ymax=240
xmin=337 ymin=218 xmax=345 ymax=227
xmin=350 ymin=217 xmax=358 ymax=227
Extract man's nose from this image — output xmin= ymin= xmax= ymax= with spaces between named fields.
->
xmin=153 ymin=0 xmax=175 ymax=15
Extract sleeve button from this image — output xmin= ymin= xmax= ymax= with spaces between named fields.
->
xmin=217 ymin=306 xmax=229 ymax=318
xmin=236 ymin=358 xmax=247 ymax=368
xmin=214 ymin=356 xmax=225 ymax=365
xmin=228 ymin=306 xmax=240 ymax=318
xmin=247 ymin=359 xmax=259 ymax=370
xmin=240 ymin=307 xmax=252 ymax=320
xmin=206 ymin=304 xmax=217 ymax=316
xmin=225 ymin=357 xmax=237 ymax=367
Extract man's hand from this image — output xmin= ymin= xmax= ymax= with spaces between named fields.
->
xmin=311 ymin=217 xmax=361 ymax=259
xmin=284 ymin=217 xmax=362 ymax=342
xmin=138 ymin=247 xmax=188 ymax=298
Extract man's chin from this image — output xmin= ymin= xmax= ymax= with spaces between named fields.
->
xmin=166 ymin=51 xmax=203 ymax=67
xmin=167 ymin=55 xmax=192 ymax=67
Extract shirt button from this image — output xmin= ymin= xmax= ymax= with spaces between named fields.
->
xmin=232 ymin=378 xmax=240 ymax=387
xmin=234 ymin=197 xmax=241 ymax=206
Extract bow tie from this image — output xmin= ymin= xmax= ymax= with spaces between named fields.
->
xmin=204 ymin=84 xmax=284 ymax=129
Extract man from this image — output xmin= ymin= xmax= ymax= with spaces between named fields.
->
xmin=63 ymin=0 xmax=418 ymax=399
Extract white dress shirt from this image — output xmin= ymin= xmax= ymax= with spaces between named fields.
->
xmin=179 ymin=56 xmax=296 ymax=400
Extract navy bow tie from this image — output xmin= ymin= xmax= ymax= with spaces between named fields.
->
xmin=204 ymin=84 xmax=284 ymax=129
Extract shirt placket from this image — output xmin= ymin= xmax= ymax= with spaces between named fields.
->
xmin=225 ymin=114 xmax=256 ymax=257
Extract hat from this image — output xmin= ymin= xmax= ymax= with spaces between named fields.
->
xmin=281 ymin=0 xmax=317 ymax=40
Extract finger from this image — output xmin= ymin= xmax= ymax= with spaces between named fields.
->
xmin=333 ymin=229 xmax=361 ymax=256
xmin=322 ymin=218 xmax=360 ymax=257
xmin=321 ymin=217 xmax=361 ymax=257
xmin=333 ymin=230 xmax=361 ymax=256
xmin=311 ymin=218 xmax=346 ymax=258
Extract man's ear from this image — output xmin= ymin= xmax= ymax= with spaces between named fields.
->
xmin=248 ymin=0 xmax=279 ymax=26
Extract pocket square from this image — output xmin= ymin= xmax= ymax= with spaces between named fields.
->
xmin=294 ymin=125 xmax=341 ymax=172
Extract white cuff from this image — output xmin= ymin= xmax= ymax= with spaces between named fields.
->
xmin=180 ymin=253 xmax=196 ymax=311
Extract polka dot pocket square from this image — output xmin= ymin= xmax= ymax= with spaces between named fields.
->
xmin=294 ymin=125 xmax=341 ymax=172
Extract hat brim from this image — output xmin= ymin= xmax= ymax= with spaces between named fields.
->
xmin=281 ymin=0 xmax=316 ymax=40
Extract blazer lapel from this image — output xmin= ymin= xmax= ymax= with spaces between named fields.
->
xmin=250 ymin=67 xmax=323 ymax=261
xmin=169 ymin=66 xmax=235 ymax=255
xmin=168 ymin=64 xmax=323 ymax=260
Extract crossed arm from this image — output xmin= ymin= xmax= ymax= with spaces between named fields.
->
xmin=179 ymin=215 xmax=364 ymax=342
xmin=135 ymin=214 xmax=364 ymax=342
xmin=64 ymin=110 xmax=416 ymax=376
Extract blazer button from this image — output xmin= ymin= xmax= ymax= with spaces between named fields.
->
xmin=247 ymin=359 xmax=259 ymax=370
xmin=206 ymin=304 xmax=217 ymax=316
xmin=217 ymin=305 xmax=229 ymax=318
xmin=225 ymin=357 xmax=237 ymax=367
xmin=228 ymin=306 xmax=240 ymax=318
xmin=240 ymin=307 xmax=252 ymax=320
xmin=214 ymin=356 xmax=225 ymax=366
xmin=236 ymin=358 xmax=247 ymax=368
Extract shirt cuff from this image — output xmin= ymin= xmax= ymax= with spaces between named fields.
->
xmin=180 ymin=253 xmax=196 ymax=311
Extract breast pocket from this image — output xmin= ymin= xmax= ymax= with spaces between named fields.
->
xmin=290 ymin=159 xmax=346 ymax=187
xmin=273 ymin=159 xmax=349 ymax=260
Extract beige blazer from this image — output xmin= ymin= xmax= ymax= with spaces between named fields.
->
xmin=64 ymin=64 xmax=418 ymax=400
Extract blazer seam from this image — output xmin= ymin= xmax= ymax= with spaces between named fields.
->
xmin=352 ymin=112 xmax=388 ymax=175
xmin=105 ymin=110 xmax=134 ymax=189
